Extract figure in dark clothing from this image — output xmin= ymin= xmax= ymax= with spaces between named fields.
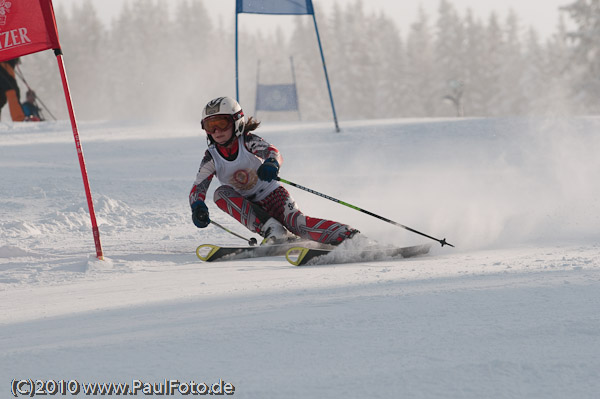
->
xmin=21 ymin=90 xmax=42 ymax=121
xmin=0 ymin=58 xmax=25 ymax=121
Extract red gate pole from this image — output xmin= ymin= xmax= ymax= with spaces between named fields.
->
xmin=54 ymin=49 xmax=104 ymax=260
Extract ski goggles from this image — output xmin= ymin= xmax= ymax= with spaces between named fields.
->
xmin=202 ymin=115 xmax=233 ymax=134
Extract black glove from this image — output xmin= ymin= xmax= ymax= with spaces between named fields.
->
xmin=257 ymin=158 xmax=279 ymax=182
xmin=191 ymin=200 xmax=210 ymax=228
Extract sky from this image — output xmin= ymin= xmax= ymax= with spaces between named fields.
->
xmin=52 ymin=0 xmax=572 ymax=39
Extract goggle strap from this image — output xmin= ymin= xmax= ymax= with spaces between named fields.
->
xmin=232 ymin=110 xmax=244 ymax=121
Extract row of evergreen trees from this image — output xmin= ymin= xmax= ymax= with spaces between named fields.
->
xmin=17 ymin=0 xmax=600 ymax=122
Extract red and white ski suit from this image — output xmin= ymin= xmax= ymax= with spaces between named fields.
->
xmin=189 ymin=133 xmax=355 ymax=245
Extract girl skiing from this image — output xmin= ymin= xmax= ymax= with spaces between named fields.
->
xmin=189 ymin=96 xmax=358 ymax=245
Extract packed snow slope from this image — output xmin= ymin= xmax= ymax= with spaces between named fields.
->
xmin=1 ymin=117 xmax=599 ymax=398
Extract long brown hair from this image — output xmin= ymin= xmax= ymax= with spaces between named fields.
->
xmin=244 ymin=116 xmax=261 ymax=134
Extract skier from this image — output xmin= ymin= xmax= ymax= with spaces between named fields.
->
xmin=189 ymin=96 xmax=358 ymax=245
xmin=21 ymin=90 xmax=43 ymax=121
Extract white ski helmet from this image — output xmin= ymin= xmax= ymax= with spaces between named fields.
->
xmin=201 ymin=96 xmax=246 ymax=137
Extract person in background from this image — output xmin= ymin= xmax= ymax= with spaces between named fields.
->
xmin=0 ymin=58 xmax=25 ymax=122
xmin=21 ymin=90 xmax=43 ymax=121
xmin=189 ymin=96 xmax=359 ymax=246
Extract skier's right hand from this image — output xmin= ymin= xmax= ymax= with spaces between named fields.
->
xmin=191 ymin=200 xmax=210 ymax=228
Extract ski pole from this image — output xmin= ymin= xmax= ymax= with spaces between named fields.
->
xmin=15 ymin=66 xmax=57 ymax=120
xmin=277 ymin=177 xmax=454 ymax=248
xmin=211 ymin=220 xmax=258 ymax=246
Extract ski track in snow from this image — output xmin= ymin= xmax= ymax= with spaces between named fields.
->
xmin=1 ymin=118 xmax=599 ymax=398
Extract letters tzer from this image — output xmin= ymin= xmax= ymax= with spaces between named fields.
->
xmin=0 ymin=28 xmax=31 ymax=49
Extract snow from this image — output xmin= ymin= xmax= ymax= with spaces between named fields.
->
xmin=1 ymin=117 xmax=599 ymax=398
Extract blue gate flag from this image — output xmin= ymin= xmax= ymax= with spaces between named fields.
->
xmin=256 ymin=84 xmax=299 ymax=111
xmin=236 ymin=0 xmax=314 ymax=15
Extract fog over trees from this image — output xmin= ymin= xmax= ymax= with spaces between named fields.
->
xmin=17 ymin=0 xmax=600 ymax=122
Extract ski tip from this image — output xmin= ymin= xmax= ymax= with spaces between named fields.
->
xmin=196 ymin=244 xmax=220 ymax=261
xmin=285 ymin=247 xmax=311 ymax=266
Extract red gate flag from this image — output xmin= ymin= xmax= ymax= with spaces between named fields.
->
xmin=0 ymin=0 xmax=60 ymax=62
xmin=0 ymin=0 xmax=104 ymax=260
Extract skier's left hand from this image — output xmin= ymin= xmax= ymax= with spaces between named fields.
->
xmin=257 ymin=158 xmax=279 ymax=182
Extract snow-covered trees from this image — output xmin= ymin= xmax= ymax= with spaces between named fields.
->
xmin=15 ymin=0 xmax=597 ymax=121
xmin=561 ymin=0 xmax=600 ymax=113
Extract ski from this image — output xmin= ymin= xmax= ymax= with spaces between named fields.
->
xmin=196 ymin=240 xmax=332 ymax=262
xmin=285 ymin=244 xmax=432 ymax=266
